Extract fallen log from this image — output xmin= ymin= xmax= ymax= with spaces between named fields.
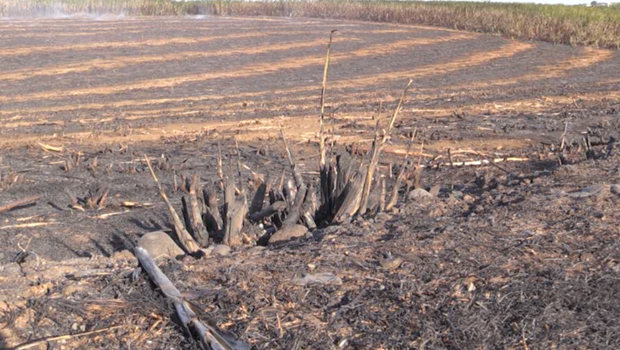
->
xmin=134 ymin=247 xmax=249 ymax=350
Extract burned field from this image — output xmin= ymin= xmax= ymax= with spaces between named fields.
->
xmin=1 ymin=16 xmax=620 ymax=350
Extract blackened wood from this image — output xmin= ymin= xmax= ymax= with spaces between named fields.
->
xmin=249 ymin=178 xmax=267 ymax=215
xmin=282 ymin=184 xmax=308 ymax=227
xmin=249 ymin=201 xmax=287 ymax=222
xmin=606 ymin=136 xmax=616 ymax=158
xmin=333 ymin=172 xmax=364 ymax=223
xmin=223 ymin=199 xmax=247 ymax=247
xmin=268 ymin=189 xmax=285 ymax=228
xmin=202 ymin=184 xmax=223 ymax=234
xmin=181 ymin=196 xmax=193 ymax=236
xmin=188 ymin=175 xmax=209 ymax=246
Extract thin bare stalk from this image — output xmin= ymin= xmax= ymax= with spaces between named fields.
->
xmin=358 ymin=79 xmax=413 ymax=215
xmin=144 ymin=155 xmax=200 ymax=254
xmin=319 ymin=30 xmax=337 ymax=169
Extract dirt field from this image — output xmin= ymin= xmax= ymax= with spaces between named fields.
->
xmin=1 ymin=16 xmax=620 ymax=349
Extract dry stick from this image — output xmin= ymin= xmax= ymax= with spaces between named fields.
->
xmin=144 ymin=155 xmax=200 ymax=254
xmin=558 ymin=121 xmax=569 ymax=165
xmin=217 ymin=142 xmax=224 ymax=191
xmin=474 ymin=151 xmax=511 ymax=175
xmin=188 ymin=175 xmax=209 ymax=246
xmin=280 ymin=129 xmax=303 ymax=188
xmin=560 ymin=121 xmax=569 ymax=151
xmin=379 ymin=177 xmax=387 ymax=212
xmin=134 ymin=247 xmax=249 ymax=350
xmin=358 ymin=79 xmax=413 ymax=215
xmin=234 ymin=138 xmax=245 ymax=194
xmin=0 ymin=195 xmax=41 ymax=214
xmin=319 ymin=29 xmax=337 ymax=169
xmin=12 ymin=325 xmax=124 ymax=350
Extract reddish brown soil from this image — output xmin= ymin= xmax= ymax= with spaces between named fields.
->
xmin=1 ymin=16 xmax=620 ymax=350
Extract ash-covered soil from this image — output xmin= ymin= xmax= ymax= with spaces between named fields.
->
xmin=2 ymin=138 xmax=620 ymax=349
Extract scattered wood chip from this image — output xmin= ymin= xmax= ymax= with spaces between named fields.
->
xmin=121 ymin=201 xmax=153 ymax=208
xmin=37 ymin=142 xmax=64 ymax=152
xmin=0 ymin=222 xmax=56 ymax=230
xmin=89 ymin=211 xmax=130 ymax=219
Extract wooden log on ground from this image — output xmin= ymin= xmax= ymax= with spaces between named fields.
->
xmin=135 ymin=247 xmax=249 ymax=350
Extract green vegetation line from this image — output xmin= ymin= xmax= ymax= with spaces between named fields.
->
xmin=1 ymin=0 xmax=619 ymax=49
